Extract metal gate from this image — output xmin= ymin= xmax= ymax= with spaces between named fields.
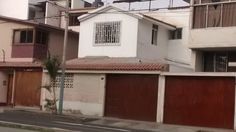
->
xmin=164 ymin=76 xmax=235 ymax=129
xmin=105 ymin=74 xmax=159 ymax=121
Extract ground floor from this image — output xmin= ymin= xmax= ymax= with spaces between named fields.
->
xmin=0 ymin=67 xmax=42 ymax=108
xmin=40 ymin=71 xmax=236 ymax=130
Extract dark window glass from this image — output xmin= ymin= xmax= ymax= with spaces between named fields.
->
xmin=151 ymin=25 xmax=158 ymax=45
xmin=204 ymin=52 xmax=228 ymax=72
xmin=169 ymin=28 xmax=182 ymax=40
xmin=18 ymin=30 xmax=33 ymax=43
xmin=36 ymin=30 xmax=48 ymax=44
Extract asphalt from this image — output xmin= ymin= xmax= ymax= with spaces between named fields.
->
xmin=0 ymin=108 xmax=234 ymax=132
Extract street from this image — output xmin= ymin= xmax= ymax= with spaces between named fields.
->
xmin=0 ymin=126 xmax=36 ymax=132
xmin=0 ymin=110 xmax=142 ymax=132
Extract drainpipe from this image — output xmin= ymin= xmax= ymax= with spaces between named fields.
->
xmin=2 ymin=49 xmax=5 ymax=63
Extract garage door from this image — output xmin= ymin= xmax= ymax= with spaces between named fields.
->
xmin=164 ymin=76 xmax=235 ymax=129
xmin=14 ymin=70 xmax=42 ymax=107
xmin=105 ymin=74 xmax=158 ymax=121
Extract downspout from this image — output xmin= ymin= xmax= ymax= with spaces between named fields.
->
xmin=2 ymin=49 xmax=5 ymax=63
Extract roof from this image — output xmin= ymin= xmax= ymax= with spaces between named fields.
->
xmin=0 ymin=62 xmax=42 ymax=69
xmin=0 ymin=15 xmax=79 ymax=34
xmin=78 ymin=5 xmax=176 ymax=29
xmin=66 ymin=57 xmax=168 ymax=71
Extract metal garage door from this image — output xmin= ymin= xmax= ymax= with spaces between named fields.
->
xmin=164 ymin=76 xmax=235 ymax=129
xmin=105 ymin=74 xmax=159 ymax=121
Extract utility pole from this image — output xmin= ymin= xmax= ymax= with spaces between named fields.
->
xmin=58 ymin=0 xmax=69 ymax=115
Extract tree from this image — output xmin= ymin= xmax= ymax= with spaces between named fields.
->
xmin=43 ymin=53 xmax=61 ymax=114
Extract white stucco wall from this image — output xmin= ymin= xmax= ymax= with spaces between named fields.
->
xmin=137 ymin=19 xmax=169 ymax=61
xmin=78 ymin=9 xmax=139 ymax=58
xmin=189 ymin=27 xmax=236 ymax=48
xmin=0 ymin=0 xmax=29 ymax=20
xmin=144 ymin=8 xmax=193 ymax=72
xmin=0 ymin=72 xmax=8 ymax=103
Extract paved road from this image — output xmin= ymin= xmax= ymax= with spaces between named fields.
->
xmin=0 ymin=110 xmax=142 ymax=132
xmin=0 ymin=126 xmax=36 ymax=132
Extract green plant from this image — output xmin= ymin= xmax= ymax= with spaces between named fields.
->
xmin=43 ymin=53 xmax=61 ymax=114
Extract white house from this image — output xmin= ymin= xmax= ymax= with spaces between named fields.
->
xmin=78 ymin=5 xmax=176 ymax=60
xmin=40 ymin=5 xmax=192 ymax=117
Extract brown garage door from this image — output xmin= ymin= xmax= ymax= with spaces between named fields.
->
xmin=14 ymin=70 xmax=42 ymax=107
xmin=105 ymin=74 xmax=158 ymax=121
xmin=164 ymin=76 xmax=235 ymax=129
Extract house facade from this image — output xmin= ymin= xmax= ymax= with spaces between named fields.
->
xmin=0 ymin=16 xmax=79 ymax=107
xmin=188 ymin=0 xmax=236 ymax=72
xmin=41 ymin=5 xmax=190 ymax=121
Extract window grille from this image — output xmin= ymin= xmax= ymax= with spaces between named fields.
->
xmin=51 ymin=74 xmax=74 ymax=89
xmin=94 ymin=21 xmax=121 ymax=45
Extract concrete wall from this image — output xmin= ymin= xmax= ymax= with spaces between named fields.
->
xmin=0 ymin=20 xmax=34 ymax=62
xmin=48 ymin=31 xmax=79 ymax=61
xmin=0 ymin=0 xmax=29 ymax=20
xmin=0 ymin=72 xmax=8 ymax=103
xmin=71 ymin=0 xmax=85 ymax=9
xmin=189 ymin=27 xmax=236 ymax=48
xmin=42 ymin=73 xmax=106 ymax=116
xmin=63 ymin=74 xmax=105 ymax=116
xmin=45 ymin=2 xmax=62 ymax=27
xmin=78 ymin=9 xmax=138 ymax=58
xmin=137 ymin=19 xmax=169 ymax=61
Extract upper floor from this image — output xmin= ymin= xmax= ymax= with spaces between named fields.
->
xmin=77 ymin=5 xmax=192 ymax=70
xmin=188 ymin=0 xmax=236 ymax=49
xmin=0 ymin=16 xmax=79 ymax=63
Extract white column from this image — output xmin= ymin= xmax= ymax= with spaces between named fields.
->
xmin=156 ymin=75 xmax=166 ymax=123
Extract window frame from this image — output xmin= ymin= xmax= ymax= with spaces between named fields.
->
xmin=151 ymin=24 xmax=158 ymax=46
xmin=13 ymin=29 xmax=34 ymax=44
xmin=169 ymin=28 xmax=183 ymax=40
xmin=93 ymin=21 xmax=122 ymax=46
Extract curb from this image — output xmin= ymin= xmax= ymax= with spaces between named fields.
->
xmin=0 ymin=121 xmax=71 ymax=132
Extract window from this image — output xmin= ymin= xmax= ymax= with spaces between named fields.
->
xmin=69 ymin=13 xmax=87 ymax=26
xmin=169 ymin=28 xmax=182 ymax=40
xmin=193 ymin=2 xmax=236 ymax=28
xmin=14 ymin=30 xmax=33 ymax=43
xmin=94 ymin=21 xmax=121 ymax=45
xmin=204 ymin=52 xmax=228 ymax=72
xmin=151 ymin=24 xmax=158 ymax=45
xmin=36 ymin=30 xmax=48 ymax=45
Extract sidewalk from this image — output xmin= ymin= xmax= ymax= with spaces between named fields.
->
xmin=0 ymin=107 xmax=235 ymax=132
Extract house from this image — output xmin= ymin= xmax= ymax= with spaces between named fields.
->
xmin=186 ymin=0 xmax=236 ymax=72
xmin=0 ymin=0 xmax=93 ymax=28
xmin=41 ymin=5 xmax=191 ymax=121
xmin=0 ymin=16 xmax=79 ymax=108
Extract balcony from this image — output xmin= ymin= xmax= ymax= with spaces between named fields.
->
xmin=189 ymin=1 xmax=236 ymax=49
xmin=11 ymin=29 xmax=48 ymax=60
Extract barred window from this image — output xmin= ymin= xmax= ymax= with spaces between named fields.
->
xmin=94 ymin=21 xmax=121 ymax=45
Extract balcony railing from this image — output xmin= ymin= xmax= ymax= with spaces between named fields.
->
xmin=192 ymin=1 xmax=236 ymax=28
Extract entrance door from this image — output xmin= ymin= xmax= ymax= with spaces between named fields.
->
xmin=14 ymin=70 xmax=42 ymax=107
